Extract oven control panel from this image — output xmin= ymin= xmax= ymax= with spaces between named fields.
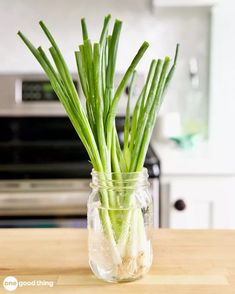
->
xmin=22 ymin=80 xmax=78 ymax=102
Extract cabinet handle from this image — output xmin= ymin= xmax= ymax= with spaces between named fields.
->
xmin=174 ymin=199 xmax=186 ymax=211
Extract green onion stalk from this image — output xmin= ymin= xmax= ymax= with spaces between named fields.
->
xmin=18 ymin=15 xmax=179 ymax=277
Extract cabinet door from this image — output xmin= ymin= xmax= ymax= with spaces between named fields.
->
xmin=160 ymin=177 xmax=235 ymax=229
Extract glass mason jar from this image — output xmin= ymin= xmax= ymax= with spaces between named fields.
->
xmin=87 ymin=168 xmax=153 ymax=283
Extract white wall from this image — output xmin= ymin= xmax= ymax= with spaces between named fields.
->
xmin=209 ymin=0 xmax=235 ymax=159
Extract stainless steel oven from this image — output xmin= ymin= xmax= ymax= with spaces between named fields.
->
xmin=0 ymin=73 xmax=160 ymax=228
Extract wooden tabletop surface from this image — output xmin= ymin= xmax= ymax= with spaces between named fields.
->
xmin=0 ymin=229 xmax=235 ymax=293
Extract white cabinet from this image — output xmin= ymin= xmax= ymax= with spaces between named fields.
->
xmin=160 ymin=176 xmax=235 ymax=229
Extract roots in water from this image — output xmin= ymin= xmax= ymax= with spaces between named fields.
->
xmin=116 ymin=251 xmax=149 ymax=280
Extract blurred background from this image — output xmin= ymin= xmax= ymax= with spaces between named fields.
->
xmin=0 ymin=0 xmax=234 ymax=229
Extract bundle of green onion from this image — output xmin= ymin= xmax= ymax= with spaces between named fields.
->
xmin=18 ymin=15 xmax=178 ymax=278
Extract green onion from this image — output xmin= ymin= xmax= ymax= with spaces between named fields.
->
xmin=124 ymin=70 xmax=136 ymax=170
xmin=18 ymin=15 xmax=178 ymax=272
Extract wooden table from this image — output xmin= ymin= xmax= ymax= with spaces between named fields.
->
xmin=0 ymin=229 xmax=235 ymax=293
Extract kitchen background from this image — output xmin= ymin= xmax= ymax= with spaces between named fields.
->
xmin=0 ymin=0 xmax=234 ymax=229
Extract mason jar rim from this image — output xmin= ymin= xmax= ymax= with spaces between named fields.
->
xmin=91 ymin=167 xmax=149 ymax=177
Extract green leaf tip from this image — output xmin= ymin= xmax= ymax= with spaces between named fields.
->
xmin=39 ymin=20 xmax=45 ymax=28
xmin=81 ymin=17 xmax=89 ymax=41
xmin=142 ymin=41 xmax=149 ymax=48
xmin=105 ymin=14 xmax=111 ymax=20
xmin=114 ymin=19 xmax=122 ymax=25
xmin=174 ymin=43 xmax=180 ymax=64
